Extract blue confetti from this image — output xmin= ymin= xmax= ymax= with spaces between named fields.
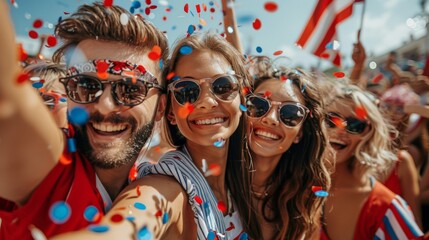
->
xmin=60 ymin=97 xmax=67 ymax=102
xmin=214 ymin=139 xmax=226 ymax=148
xmin=171 ymin=76 xmax=181 ymax=81
xmin=325 ymin=42 xmax=333 ymax=50
xmin=190 ymin=10 xmax=194 ymax=17
xmin=130 ymin=7 xmax=135 ymax=14
xmin=237 ymin=14 xmax=255 ymax=24
xmin=67 ymin=138 xmax=77 ymax=153
xmin=68 ymin=106 xmax=89 ymax=126
xmin=239 ymin=104 xmax=247 ymax=112
xmin=134 ymin=202 xmax=147 ymax=210
xmin=172 ymin=25 xmax=177 ymax=30
xmin=88 ymin=225 xmax=109 ymax=233
xmin=207 ymin=231 xmax=216 ymax=240
xmin=179 ymin=45 xmax=193 ymax=55
xmin=315 ymin=190 xmax=329 ymax=197
xmin=209 ymin=1 xmax=214 ymax=6
xmin=198 ymin=24 xmax=203 ymax=30
xmin=126 ymin=216 xmax=136 ymax=221
xmin=83 ymin=205 xmax=99 ymax=222
xmin=256 ymin=46 xmax=263 ymax=53
xmin=131 ymin=1 xmax=141 ymax=9
xmin=137 ymin=226 xmax=152 ymax=240
xmin=162 ymin=212 xmax=169 ymax=224
xmin=32 ymin=82 xmax=43 ymax=89
xmin=239 ymin=232 xmax=249 ymax=240
xmin=49 ymin=201 xmax=71 ymax=224
xmin=187 ymin=25 xmax=195 ymax=35
xmin=159 ymin=59 xmax=163 ymax=69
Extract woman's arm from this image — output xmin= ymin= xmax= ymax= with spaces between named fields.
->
xmin=221 ymin=0 xmax=243 ymax=53
xmin=0 ymin=1 xmax=64 ymax=204
xmin=51 ymin=175 xmax=192 ymax=239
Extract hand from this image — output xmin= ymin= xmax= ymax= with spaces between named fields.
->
xmin=352 ymin=42 xmax=366 ymax=66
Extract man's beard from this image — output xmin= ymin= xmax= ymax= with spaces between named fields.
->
xmin=75 ymin=111 xmax=154 ymax=169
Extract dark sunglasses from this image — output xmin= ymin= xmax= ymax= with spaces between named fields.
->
xmin=60 ymin=74 xmax=164 ymax=107
xmin=326 ymin=112 xmax=368 ymax=134
xmin=245 ymin=94 xmax=309 ymax=127
xmin=167 ymin=74 xmax=239 ymax=105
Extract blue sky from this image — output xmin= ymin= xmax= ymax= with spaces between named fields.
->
xmin=7 ymin=0 xmax=425 ymax=70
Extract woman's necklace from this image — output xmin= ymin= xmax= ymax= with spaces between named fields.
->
xmin=251 ymin=184 xmax=272 ymax=199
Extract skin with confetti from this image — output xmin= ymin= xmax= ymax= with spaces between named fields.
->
xmin=0 ymin=3 xmax=167 ymax=239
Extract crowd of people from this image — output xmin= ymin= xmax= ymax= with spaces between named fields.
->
xmin=1 ymin=1 xmax=429 ymax=239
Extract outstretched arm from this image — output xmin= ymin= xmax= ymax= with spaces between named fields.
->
xmin=222 ymin=0 xmax=243 ymax=53
xmin=349 ymin=32 xmax=366 ymax=88
xmin=0 ymin=1 xmax=63 ymax=204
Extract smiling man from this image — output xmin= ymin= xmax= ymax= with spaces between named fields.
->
xmin=0 ymin=2 xmax=167 ymax=239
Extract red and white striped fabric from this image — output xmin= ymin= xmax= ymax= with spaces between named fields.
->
xmin=296 ymin=0 xmax=361 ymax=67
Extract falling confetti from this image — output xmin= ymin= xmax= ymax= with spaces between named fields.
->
xmin=84 ymin=205 xmax=100 ymax=222
xmin=88 ymin=225 xmax=110 ymax=233
xmin=178 ymin=102 xmax=194 ymax=118
xmin=354 ymin=104 xmax=367 ymax=120
xmin=18 ymin=43 xmax=28 ymax=61
xmin=330 ymin=116 xmax=345 ymax=129
xmin=179 ymin=45 xmax=193 ymax=55
xmin=68 ymin=106 xmax=89 ymax=126
xmin=187 ymin=24 xmax=195 ymax=35
xmin=239 ymin=104 xmax=247 ymax=112
xmin=256 ymin=46 xmax=263 ymax=53
xmin=252 ymin=18 xmax=262 ymax=30
xmin=333 ymin=72 xmax=345 ymax=78
xmin=311 ymin=186 xmax=323 ymax=193
xmin=134 ymin=202 xmax=147 ymax=210
xmin=239 ymin=232 xmax=249 ymax=240
xmin=162 ymin=212 xmax=169 ymax=224
xmin=315 ymin=190 xmax=329 ymax=197
xmin=137 ymin=226 xmax=152 ymax=240
xmin=110 ymin=213 xmax=124 ymax=223
xmin=131 ymin=0 xmax=141 ymax=8
xmin=217 ymin=201 xmax=227 ymax=213
xmin=213 ymin=139 xmax=225 ymax=148
xmin=155 ymin=210 xmax=162 ymax=217
xmin=204 ymin=163 xmax=221 ymax=177
xmin=184 ymin=3 xmax=189 ymax=13
xmin=32 ymin=82 xmax=43 ymax=89
xmin=136 ymin=185 xmax=141 ymax=197
xmin=103 ymin=0 xmax=113 ymax=7
xmin=33 ymin=19 xmax=43 ymax=28
xmin=46 ymin=35 xmax=57 ymax=47
xmin=263 ymin=90 xmax=272 ymax=98
xmin=273 ymin=50 xmax=283 ymax=56
xmin=29 ymin=30 xmax=38 ymax=39
xmin=67 ymin=138 xmax=77 ymax=153
xmin=194 ymin=196 xmax=203 ymax=205
xmin=148 ymin=45 xmax=161 ymax=61
xmin=59 ymin=154 xmax=72 ymax=165
xmin=264 ymin=2 xmax=278 ymax=12
xmin=16 ymin=72 xmax=29 ymax=84
xmin=207 ymin=231 xmax=216 ymax=240
xmin=49 ymin=201 xmax=71 ymax=224
xmin=372 ymin=73 xmax=384 ymax=84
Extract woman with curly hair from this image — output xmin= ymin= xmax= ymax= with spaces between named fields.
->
xmin=320 ymin=81 xmax=423 ymax=239
xmin=244 ymin=56 xmax=331 ymax=239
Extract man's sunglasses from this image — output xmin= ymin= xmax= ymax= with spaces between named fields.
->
xmin=167 ymin=74 xmax=239 ymax=105
xmin=326 ymin=112 xmax=368 ymax=134
xmin=245 ymin=94 xmax=309 ymax=127
xmin=60 ymin=74 xmax=164 ymax=107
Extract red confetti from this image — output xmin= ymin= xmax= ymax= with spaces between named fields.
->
xmin=136 ymin=186 xmax=141 ymax=197
xmin=202 ymin=3 xmax=207 ymax=12
xmin=128 ymin=165 xmax=137 ymax=181
xmin=330 ymin=116 xmax=346 ymax=129
xmin=59 ymin=155 xmax=72 ymax=165
xmin=207 ymin=164 xmax=221 ymax=176
xmin=333 ymin=72 xmax=345 ymax=78
xmin=162 ymin=16 xmax=167 ymax=21
xmin=217 ymin=201 xmax=227 ymax=213
xmin=165 ymin=8 xmax=171 ymax=12
xmin=33 ymin=19 xmax=43 ymax=28
xmin=273 ymin=50 xmax=283 ymax=56
xmin=241 ymin=87 xmax=249 ymax=95
xmin=194 ymin=196 xmax=203 ymax=205
xmin=110 ymin=213 xmax=124 ymax=223
xmin=155 ymin=210 xmax=162 ymax=217
xmin=354 ymin=105 xmax=368 ymax=120
xmin=146 ymin=0 xmax=151 ymax=4
xmin=372 ymin=73 xmax=384 ymax=84
xmin=145 ymin=7 xmax=151 ymax=15
xmin=210 ymin=7 xmax=215 ymax=13
xmin=46 ymin=35 xmax=57 ymax=47
xmin=103 ymin=0 xmax=113 ymax=7
xmin=280 ymin=75 xmax=287 ymax=81
xmin=320 ymin=53 xmax=330 ymax=59
xmin=263 ymin=91 xmax=271 ymax=98
xmin=264 ymin=2 xmax=278 ymax=12
xmin=311 ymin=186 xmax=323 ymax=193
xmin=178 ymin=102 xmax=194 ymax=118
xmin=96 ymin=62 xmax=109 ymax=73
xmin=17 ymin=43 xmax=28 ymax=61
xmin=28 ymin=30 xmax=38 ymax=39
xmin=16 ymin=72 xmax=29 ymax=84
xmin=196 ymin=4 xmax=201 ymax=13
xmin=184 ymin=3 xmax=189 ymax=13
xmin=166 ymin=72 xmax=175 ymax=80
xmin=64 ymin=12 xmax=70 ymax=15
xmin=252 ymin=18 xmax=262 ymax=30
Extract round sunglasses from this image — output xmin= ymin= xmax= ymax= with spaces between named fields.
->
xmin=326 ymin=112 xmax=368 ymax=134
xmin=245 ymin=94 xmax=309 ymax=127
xmin=167 ymin=74 xmax=239 ymax=105
xmin=60 ymin=74 xmax=164 ymax=107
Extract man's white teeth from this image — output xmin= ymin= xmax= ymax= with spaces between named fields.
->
xmin=92 ymin=123 xmax=127 ymax=132
xmin=255 ymin=130 xmax=280 ymax=140
xmin=195 ymin=118 xmax=224 ymax=125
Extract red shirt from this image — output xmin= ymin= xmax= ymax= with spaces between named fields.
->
xmin=0 ymin=149 xmax=105 ymax=240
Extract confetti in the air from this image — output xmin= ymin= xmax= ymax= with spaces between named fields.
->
xmin=179 ymin=45 xmax=193 ymax=55
xmin=184 ymin=3 xmax=189 ymax=13
xmin=207 ymin=231 xmax=216 ymax=240
xmin=29 ymin=30 xmax=38 ymax=39
xmin=104 ymin=0 xmax=113 ymax=7
xmin=333 ymin=72 xmax=345 ymax=78
xmin=84 ymin=205 xmax=100 ymax=222
xmin=134 ymin=202 xmax=147 ymax=210
xmin=256 ymin=46 xmax=263 ymax=53
xmin=311 ymin=186 xmax=323 ymax=192
xmin=213 ymin=139 xmax=225 ymax=148
xmin=264 ymin=2 xmax=278 ymax=12
xmin=16 ymin=72 xmax=29 ymax=84
xmin=88 ymin=225 xmax=110 ymax=233
xmin=33 ymin=19 xmax=43 ymax=28
xmin=46 ymin=35 xmax=57 ymax=47
xmin=204 ymin=163 xmax=221 ymax=177
xmin=137 ymin=226 xmax=152 ymax=240
xmin=68 ymin=106 xmax=89 ymax=126
xmin=273 ymin=50 xmax=283 ymax=56
xmin=178 ymin=102 xmax=194 ymax=118
xmin=162 ymin=212 xmax=169 ymax=224
xmin=194 ymin=196 xmax=203 ymax=205
xmin=49 ymin=201 xmax=71 ymax=224
xmin=217 ymin=201 xmax=227 ymax=213
xmin=67 ymin=137 xmax=77 ymax=153
xmin=315 ymin=190 xmax=329 ymax=197
xmin=252 ymin=18 xmax=262 ymax=30
xmin=355 ymin=104 xmax=368 ymax=120
xmin=111 ymin=213 xmax=124 ymax=223
xmin=239 ymin=104 xmax=247 ymax=112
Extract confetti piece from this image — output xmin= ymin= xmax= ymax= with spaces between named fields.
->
xmin=148 ymin=52 xmax=160 ymax=61
xmin=354 ymin=104 xmax=367 ymax=120
xmin=320 ymin=52 xmax=330 ymax=59
xmin=239 ymin=104 xmax=247 ymax=112
xmin=18 ymin=43 xmax=28 ymax=61
xmin=162 ymin=212 xmax=169 ymax=224
xmin=263 ymin=91 xmax=271 ymax=98
xmin=84 ymin=206 xmax=100 ymax=222
xmin=110 ymin=213 xmax=124 ymax=223
xmin=213 ymin=139 xmax=225 ymax=148
xmin=325 ymin=40 xmax=340 ymax=51
xmin=16 ymin=72 xmax=29 ymax=84
xmin=136 ymin=185 xmax=141 ymax=196
xmin=88 ymin=225 xmax=110 ymax=233
xmin=30 ymin=226 xmax=47 ymax=240
xmin=126 ymin=216 xmax=136 ymax=221
xmin=166 ymin=72 xmax=175 ymax=80
xmin=330 ymin=116 xmax=346 ymax=129
xmin=187 ymin=24 xmax=195 ymax=35
xmin=239 ymin=232 xmax=249 ymax=240
xmin=103 ymin=0 xmax=113 ymax=7
xmin=134 ymin=202 xmax=147 ymax=210
xmin=372 ymin=73 xmax=384 ymax=84
xmin=67 ymin=138 xmax=77 ymax=153
xmin=120 ymin=13 xmax=129 ymax=25
xmin=46 ymin=35 xmax=57 ymax=47
xmin=32 ymin=82 xmax=43 ymax=89
xmin=205 ymin=163 xmax=221 ymax=177
xmin=29 ymin=30 xmax=38 ymax=39
xmin=315 ymin=190 xmax=329 ymax=197
xmin=137 ymin=226 xmax=152 ymax=240
xmin=184 ymin=3 xmax=189 ymax=13
xmin=145 ymin=0 xmax=151 ymax=4
xmin=179 ymin=45 xmax=193 ymax=55
xmin=178 ymin=102 xmax=194 ymax=118
xmin=264 ymin=2 xmax=278 ymax=12
xmin=155 ymin=210 xmax=162 ymax=217
xmin=241 ymin=87 xmax=249 ymax=95
xmin=132 ymin=0 xmax=141 ymax=8
xmin=49 ymin=201 xmax=71 ymax=224
xmin=194 ymin=196 xmax=203 ymax=205
xmin=207 ymin=231 xmax=216 ymax=240
xmin=311 ymin=186 xmax=323 ymax=193
xmin=256 ymin=46 xmax=262 ymax=53
xmin=252 ymin=18 xmax=262 ymax=30
xmin=68 ymin=107 xmax=89 ymax=126
xmin=217 ymin=201 xmax=227 ymax=213
xmin=273 ymin=50 xmax=283 ymax=56
xmin=59 ymin=153 xmax=72 ymax=165
xmin=60 ymin=97 xmax=67 ymax=103
xmin=200 ymin=18 xmax=207 ymax=26
xmin=33 ymin=19 xmax=43 ymax=28
xmin=333 ymin=72 xmax=345 ymax=78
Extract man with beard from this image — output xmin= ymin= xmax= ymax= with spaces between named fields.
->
xmin=0 ymin=2 xmax=167 ymax=239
